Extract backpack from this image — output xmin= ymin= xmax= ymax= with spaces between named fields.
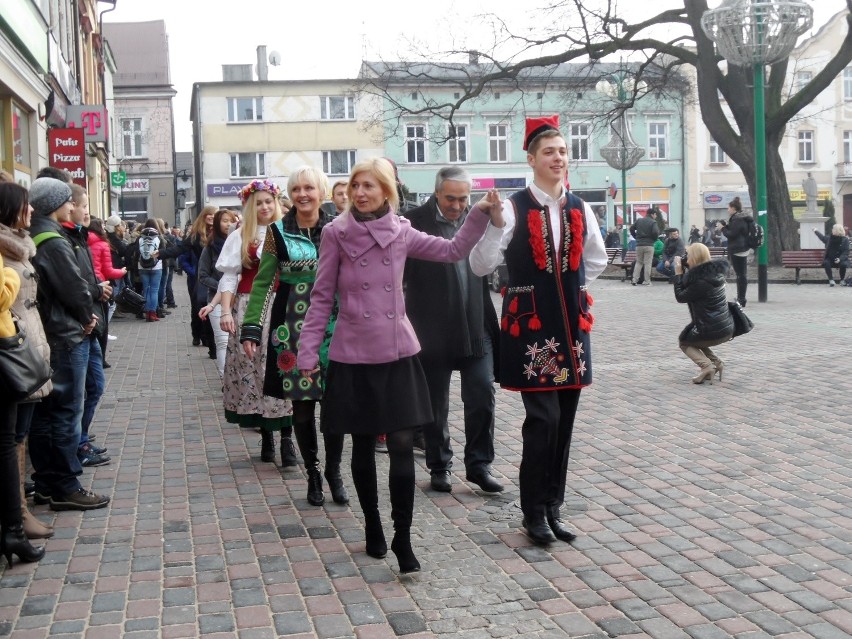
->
xmin=746 ymin=217 xmax=764 ymax=250
xmin=138 ymin=230 xmax=159 ymax=269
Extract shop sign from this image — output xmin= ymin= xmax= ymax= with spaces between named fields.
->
xmin=207 ymin=183 xmax=247 ymax=197
xmin=47 ymin=128 xmax=86 ymax=187
xmin=66 ymin=105 xmax=109 ymax=143
xmin=124 ymin=179 xmax=150 ymax=192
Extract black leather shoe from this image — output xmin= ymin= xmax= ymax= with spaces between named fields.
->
xmin=430 ymin=471 xmax=452 ymax=493
xmin=522 ymin=518 xmax=556 ymax=545
xmin=466 ymin=470 xmax=504 ymax=493
xmin=547 ymin=516 xmax=578 ymax=543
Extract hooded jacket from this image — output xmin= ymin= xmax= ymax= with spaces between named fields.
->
xmin=673 ymin=258 xmax=734 ymax=343
xmin=28 ymin=214 xmax=97 ymax=349
xmin=722 ymin=211 xmax=751 ymax=255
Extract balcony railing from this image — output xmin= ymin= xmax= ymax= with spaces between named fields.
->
xmin=836 ymin=162 xmax=852 ymax=179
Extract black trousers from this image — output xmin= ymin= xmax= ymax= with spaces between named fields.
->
xmin=730 ymin=254 xmax=748 ymax=304
xmin=0 ymin=400 xmax=21 ymax=527
xmin=519 ymin=389 xmax=581 ymax=521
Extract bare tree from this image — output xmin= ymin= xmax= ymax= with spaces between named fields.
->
xmin=361 ymin=0 xmax=852 ymax=262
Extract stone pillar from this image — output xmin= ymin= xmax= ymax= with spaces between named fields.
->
xmin=798 ymin=217 xmax=828 ymax=249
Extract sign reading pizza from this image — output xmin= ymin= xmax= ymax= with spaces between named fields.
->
xmin=48 ymin=128 xmax=86 ymax=187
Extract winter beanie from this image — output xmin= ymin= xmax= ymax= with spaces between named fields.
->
xmin=29 ymin=177 xmax=72 ymax=216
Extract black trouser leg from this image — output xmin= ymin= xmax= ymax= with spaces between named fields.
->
xmin=420 ymin=363 xmax=453 ymax=473
xmin=731 ymin=254 xmax=748 ymax=303
xmin=0 ymin=402 xmax=21 ymax=528
xmin=519 ymin=390 xmax=581 ymax=522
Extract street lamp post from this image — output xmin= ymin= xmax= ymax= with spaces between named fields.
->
xmin=597 ymin=68 xmax=646 ymax=254
xmin=701 ymin=0 xmax=812 ymax=303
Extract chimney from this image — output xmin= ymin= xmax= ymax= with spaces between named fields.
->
xmin=257 ymin=45 xmax=268 ymax=82
xmin=468 ymin=50 xmax=479 ymax=65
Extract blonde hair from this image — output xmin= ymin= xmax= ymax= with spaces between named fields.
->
xmin=155 ymin=217 xmax=167 ymax=235
xmin=686 ymin=242 xmax=711 ymax=266
xmin=287 ymin=166 xmax=329 ymax=202
xmin=832 ymin=223 xmax=845 ymax=237
xmin=347 ymin=158 xmax=398 ymax=212
xmin=240 ymin=189 xmax=283 ymax=268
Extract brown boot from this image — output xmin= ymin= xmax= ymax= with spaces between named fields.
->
xmin=18 ymin=441 xmax=53 ymax=539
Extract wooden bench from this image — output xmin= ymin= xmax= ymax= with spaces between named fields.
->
xmin=781 ymin=249 xmax=825 ymax=284
xmin=613 ymin=246 xmax=729 ymax=282
xmin=605 ymin=247 xmax=622 ymax=264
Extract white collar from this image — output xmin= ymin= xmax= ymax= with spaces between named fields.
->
xmin=529 ymin=181 xmax=565 ymax=206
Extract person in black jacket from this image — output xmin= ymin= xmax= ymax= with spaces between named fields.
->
xmin=403 ymin=167 xmax=502 ymax=495
xmin=197 ymin=208 xmax=237 ymax=375
xmin=814 ymin=224 xmax=850 ymax=286
xmin=630 ymin=208 xmax=658 ymax=286
xmin=26 ymin=177 xmax=111 ymax=512
xmin=719 ymin=196 xmax=751 ymax=306
xmin=673 ymin=243 xmax=734 ymax=385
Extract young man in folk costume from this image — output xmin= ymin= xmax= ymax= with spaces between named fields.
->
xmin=470 ymin=115 xmax=608 ymax=545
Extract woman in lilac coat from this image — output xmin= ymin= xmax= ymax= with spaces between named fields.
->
xmin=298 ymin=158 xmax=502 ymax=574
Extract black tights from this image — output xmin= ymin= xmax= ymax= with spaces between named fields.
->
xmin=291 ymin=400 xmax=343 ymax=471
xmin=350 ymin=429 xmax=414 ymax=531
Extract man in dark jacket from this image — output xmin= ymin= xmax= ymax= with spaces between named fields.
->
xmin=655 ymin=229 xmax=686 ymax=281
xmin=27 ymin=177 xmax=111 ymax=512
xmin=403 ymin=167 xmax=502 ymax=494
xmin=630 ymin=208 xmax=658 ymax=286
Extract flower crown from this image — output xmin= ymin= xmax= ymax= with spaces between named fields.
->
xmin=239 ymin=179 xmax=281 ymax=204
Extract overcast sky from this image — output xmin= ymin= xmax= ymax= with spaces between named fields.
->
xmin=102 ymin=0 xmax=842 ymax=152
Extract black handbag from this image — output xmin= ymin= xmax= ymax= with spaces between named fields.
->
xmin=728 ymin=301 xmax=754 ymax=338
xmin=0 ymin=322 xmax=52 ymax=401
xmin=116 ymin=286 xmax=145 ymax=314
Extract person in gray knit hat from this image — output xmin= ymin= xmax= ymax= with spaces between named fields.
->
xmin=28 ymin=178 xmax=73 ymax=217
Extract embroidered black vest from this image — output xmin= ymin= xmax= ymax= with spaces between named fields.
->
xmin=499 ymin=188 xmax=594 ymax=391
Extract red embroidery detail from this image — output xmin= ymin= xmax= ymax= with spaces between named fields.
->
xmin=510 ymin=321 xmax=520 ymax=337
xmin=277 ymin=350 xmax=297 ymax=371
xmin=528 ymin=314 xmax=542 ymax=331
xmin=568 ymin=208 xmax=584 ymax=271
xmin=501 ymin=316 xmax=509 ymax=332
xmin=528 ymin=210 xmax=548 ymax=271
xmin=508 ymin=296 xmax=518 ymax=314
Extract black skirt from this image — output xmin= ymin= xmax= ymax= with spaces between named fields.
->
xmin=320 ymin=356 xmax=433 ymax=435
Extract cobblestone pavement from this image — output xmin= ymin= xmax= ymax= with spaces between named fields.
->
xmin=2 ymin=275 xmax=851 ymax=639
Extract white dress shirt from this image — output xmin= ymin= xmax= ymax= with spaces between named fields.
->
xmin=469 ymin=183 xmax=608 ymax=282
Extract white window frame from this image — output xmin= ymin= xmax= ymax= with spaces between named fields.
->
xmin=570 ymin=122 xmax=591 ymax=161
xmin=488 ymin=122 xmax=509 ymax=163
xmin=844 ymin=67 xmax=852 ymax=101
xmin=797 ymin=130 xmax=814 ymax=164
xmin=448 ymin=123 xmax=468 ymax=163
xmin=229 ymin=152 xmax=266 ymax=178
xmin=320 ymin=96 xmax=355 ymax=121
xmin=647 ymin=121 xmax=668 ymax=160
xmin=709 ymin=139 xmax=727 ymax=164
xmin=121 ymin=117 xmax=144 ymax=158
xmin=227 ymin=97 xmax=263 ymax=123
xmin=405 ymin=124 xmax=427 ymax=164
xmin=322 ymin=150 xmax=357 ymax=176
xmin=844 ymin=131 xmax=852 ymax=164
xmin=794 ymin=71 xmax=812 ymax=93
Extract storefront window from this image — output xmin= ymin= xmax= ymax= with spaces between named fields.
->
xmin=12 ymin=104 xmax=31 ymax=168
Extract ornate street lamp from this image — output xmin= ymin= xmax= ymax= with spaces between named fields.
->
xmin=596 ymin=70 xmax=646 ymax=253
xmin=701 ymin=0 xmax=812 ymax=302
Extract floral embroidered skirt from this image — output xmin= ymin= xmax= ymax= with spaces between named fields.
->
xmin=223 ymin=293 xmax=292 ymax=430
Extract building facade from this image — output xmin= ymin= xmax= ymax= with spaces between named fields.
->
xmin=190 ymin=57 xmax=383 ymax=213
xmin=361 ymin=60 xmax=689 ymax=233
xmin=102 ymin=20 xmax=176 ymax=224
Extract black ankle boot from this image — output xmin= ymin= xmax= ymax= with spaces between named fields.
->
xmin=1 ymin=524 xmax=45 ymax=566
xmin=260 ymin=431 xmax=275 ymax=463
xmin=364 ymin=512 xmax=387 ymax=558
xmin=306 ymin=466 xmax=324 ymax=506
xmin=324 ymin=467 xmax=349 ymax=504
xmin=391 ymin=530 xmax=420 ymax=573
xmin=280 ymin=436 xmax=298 ymax=468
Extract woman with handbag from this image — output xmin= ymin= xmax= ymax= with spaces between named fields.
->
xmin=673 ymin=243 xmax=734 ymax=385
xmin=0 ymin=182 xmax=54 ymax=545
xmin=0 ymin=208 xmax=46 ymax=564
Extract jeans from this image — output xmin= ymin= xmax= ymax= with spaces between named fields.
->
xmin=30 ymin=338 xmax=90 ymax=497
xmin=730 ymin=254 xmax=748 ymax=304
xmin=80 ymin=337 xmax=105 ymax=446
xmin=633 ymin=246 xmax=654 ymax=284
xmin=140 ymin=269 xmax=163 ymax=312
xmin=14 ymin=401 xmax=36 ymax=444
xmin=163 ymin=265 xmax=175 ymax=305
xmin=421 ymin=335 xmax=496 ymax=475
xmin=656 ymin=258 xmax=675 ymax=279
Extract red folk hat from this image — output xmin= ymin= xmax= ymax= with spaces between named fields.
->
xmin=523 ymin=114 xmax=560 ymax=151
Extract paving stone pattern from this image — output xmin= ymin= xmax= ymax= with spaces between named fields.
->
xmin=1 ymin=276 xmax=851 ymax=638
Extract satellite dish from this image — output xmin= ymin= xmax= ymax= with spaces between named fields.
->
xmin=268 ymin=51 xmax=281 ymax=66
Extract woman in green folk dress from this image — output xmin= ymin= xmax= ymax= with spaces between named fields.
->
xmin=240 ymin=166 xmax=346 ymax=508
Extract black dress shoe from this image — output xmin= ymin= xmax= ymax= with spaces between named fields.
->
xmin=430 ymin=471 xmax=452 ymax=492
xmin=466 ymin=470 xmax=504 ymax=493
xmin=522 ymin=518 xmax=556 ymax=545
xmin=547 ymin=516 xmax=578 ymax=543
